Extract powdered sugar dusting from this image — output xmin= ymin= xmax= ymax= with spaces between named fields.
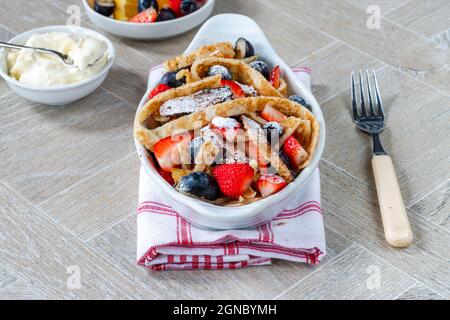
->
xmin=201 ymin=126 xmax=224 ymax=147
xmin=212 ymin=117 xmax=239 ymax=129
xmin=159 ymin=87 xmax=232 ymax=117
xmin=224 ymin=149 xmax=248 ymax=164
xmin=238 ymin=83 xmax=257 ymax=96
xmin=241 ymin=115 xmax=262 ymax=129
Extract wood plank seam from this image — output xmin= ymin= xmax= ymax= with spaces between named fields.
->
xmin=84 ymin=211 xmax=135 ymax=243
xmin=326 ymin=228 xmax=450 ymax=297
xmin=406 ymin=206 xmax=450 ymax=237
xmin=40 ymin=0 xmax=159 ymax=65
xmin=376 ymin=0 xmax=414 ymax=17
xmin=392 ymin=281 xmax=418 ymax=299
xmin=37 ymin=152 xmax=137 ymax=208
xmin=272 ymin=244 xmax=358 ymax=299
xmin=0 ymin=180 xmax=86 ymax=242
xmin=408 ymin=179 xmax=450 ymax=209
xmin=0 ymin=181 xmax=145 ymax=299
xmin=321 ymin=159 xmax=450 ymax=237
xmin=288 ymin=40 xmax=339 ymax=68
xmin=256 ymin=0 xmax=450 ymax=99
xmin=99 ymin=85 xmax=139 ymax=109
xmin=393 ymin=281 xmax=445 ymax=300
xmin=307 ymin=64 xmax=387 ymax=105
xmin=281 ymin=241 xmax=420 ymax=300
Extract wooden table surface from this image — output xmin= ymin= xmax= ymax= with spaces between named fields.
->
xmin=0 ymin=0 xmax=449 ymax=300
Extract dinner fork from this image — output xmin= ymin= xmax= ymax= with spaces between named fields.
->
xmin=351 ymin=70 xmax=413 ymax=248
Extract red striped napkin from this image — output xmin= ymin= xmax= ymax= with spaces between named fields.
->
xmin=137 ymin=67 xmax=325 ymax=271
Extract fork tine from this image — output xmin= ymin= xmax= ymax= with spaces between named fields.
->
xmin=359 ymin=70 xmax=366 ymax=117
xmin=372 ymin=70 xmax=385 ymax=120
xmin=366 ymin=70 xmax=376 ymax=116
xmin=351 ymin=71 xmax=358 ymax=120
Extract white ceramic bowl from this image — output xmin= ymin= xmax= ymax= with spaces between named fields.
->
xmin=135 ymin=14 xmax=326 ymax=230
xmin=83 ymin=0 xmax=215 ymax=40
xmin=0 ymin=25 xmax=115 ymax=106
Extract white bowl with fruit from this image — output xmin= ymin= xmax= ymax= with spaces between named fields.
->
xmin=134 ymin=14 xmax=326 ymax=230
xmin=0 ymin=25 xmax=115 ymax=105
xmin=83 ymin=0 xmax=215 ymax=40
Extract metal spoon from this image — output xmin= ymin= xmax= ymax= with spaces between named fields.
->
xmin=0 ymin=41 xmax=74 ymax=65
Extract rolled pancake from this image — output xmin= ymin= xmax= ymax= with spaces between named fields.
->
xmin=135 ymin=96 xmax=319 ymax=170
xmin=190 ymin=57 xmax=284 ymax=98
xmin=164 ymin=42 xmax=236 ymax=71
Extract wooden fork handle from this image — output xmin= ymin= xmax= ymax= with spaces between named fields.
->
xmin=372 ymin=155 xmax=413 ymax=248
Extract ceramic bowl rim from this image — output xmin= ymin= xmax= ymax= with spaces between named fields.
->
xmin=0 ymin=25 xmax=116 ymax=92
xmin=134 ymin=14 xmax=326 ymax=220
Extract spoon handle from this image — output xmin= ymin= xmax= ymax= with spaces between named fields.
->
xmin=0 ymin=41 xmax=68 ymax=61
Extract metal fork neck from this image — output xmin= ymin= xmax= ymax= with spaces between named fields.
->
xmin=372 ymin=132 xmax=386 ymax=155
xmin=0 ymin=41 xmax=69 ymax=63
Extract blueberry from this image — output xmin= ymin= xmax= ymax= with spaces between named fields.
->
xmin=234 ymin=38 xmax=255 ymax=59
xmin=263 ymin=121 xmax=283 ymax=143
xmin=279 ymin=151 xmax=292 ymax=169
xmin=160 ymin=71 xmax=185 ymax=88
xmin=180 ymin=0 xmax=198 ymax=15
xmin=249 ymin=60 xmax=270 ymax=80
xmin=263 ymin=122 xmax=283 ymax=135
xmin=207 ymin=65 xmax=232 ymax=80
xmin=178 ymin=172 xmax=220 ymax=200
xmin=288 ymin=95 xmax=312 ymax=111
xmin=189 ymin=136 xmax=204 ymax=163
xmin=94 ymin=0 xmax=115 ymax=16
xmin=157 ymin=8 xmax=176 ymax=21
xmin=138 ymin=0 xmax=157 ymax=12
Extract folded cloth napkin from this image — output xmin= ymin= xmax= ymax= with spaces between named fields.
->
xmin=137 ymin=66 xmax=325 ymax=271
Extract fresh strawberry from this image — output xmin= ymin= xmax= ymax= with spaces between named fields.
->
xmin=210 ymin=117 xmax=241 ymax=137
xmin=270 ymin=65 xmax=280 ymax=88
xmin=157 ymin=167 xmax=175 ymax=185
xmin=148 ymin=83 xmax=171 ymax=99
xmin=168 ymin=0 xmax=182 ymax=17
xmin=221 ymin=79 xmax=245 ymax=99
xmin=248 ymin=140 xmax=270 ymax=168
xmin=211 ymin=163 xmax=255 ymax=198
xmin=153 ymin=133 xmax=192 ymax=172
xmin=129 ymin=7 xmax=158 ymax=23
xmin=257 ymin=174 xmax=287 ymax=197
xmin=260 ymin=104 xmax=287 ymax=123
xmin=282 ymin=135 xmax=308 ymax=168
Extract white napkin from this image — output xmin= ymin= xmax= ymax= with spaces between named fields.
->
xmin=137 ymin=66 xmax=325 ymax=270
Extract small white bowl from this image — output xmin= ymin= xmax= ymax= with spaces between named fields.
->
xmin=83 ymin=0 xmax=215 ymax=40
xmin=0 ymin=25 xmax=115 ymax=106
xmin=135 ymin=14 xmax=326 ymax=230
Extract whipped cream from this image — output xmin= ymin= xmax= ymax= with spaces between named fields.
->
xmin=7 ymin=32 xmax=109 ymax=87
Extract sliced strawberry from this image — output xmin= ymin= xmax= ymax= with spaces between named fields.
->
xmin=210 ymin=117 xmax=241 ymax=137
xmin=257 ymin=174 xmax=287 ymax=197
xmin=270 ymin=65 xmax=280 ymax=88
xmin=153 ymin=132 xmax=192 ymax=172
xmin=260 ymin=104 xmax=287 ymax=123
xmin=211 ymin=163 xmax=254 ymax=198
xmin=129 ymin=7 xmax=158 ymax=23
xmin=157 ymin=167 xmax=175 ymax=185
xmin=221 ymin=79 xmax=245 ymax=99
xmin=168 ymin=0 xmax=182 ymax=17
xmin=148 ymin=83 xmax=171 ymax=99
xmin=248 ymin=140 xmax=270 ymax=168
xmin=282 ymin=135 xmax=308 ymax=168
